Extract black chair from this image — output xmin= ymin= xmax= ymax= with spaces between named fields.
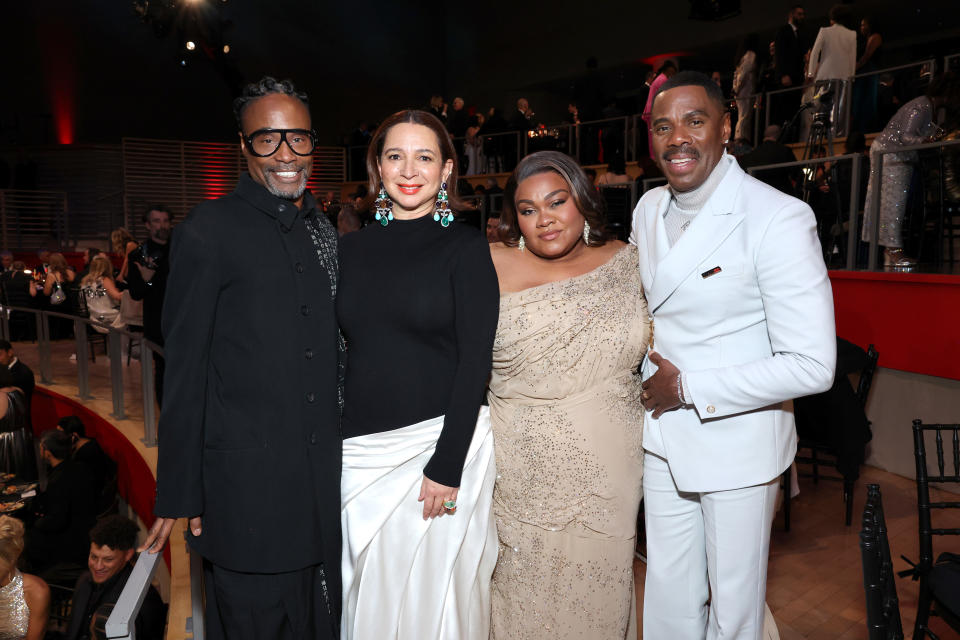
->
xmin=902 ymin=420 xmax=960 ymax=639
xmin=783 ymin=341 xmax=878 ymax=531
xmin=76 ymin=288 xmax=108 ymax=361
xmin=859 ymin=483 xmax=904 ymax=639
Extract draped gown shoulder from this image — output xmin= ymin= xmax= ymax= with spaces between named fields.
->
xmin=487 ymin=244 xmax=651 ymax=639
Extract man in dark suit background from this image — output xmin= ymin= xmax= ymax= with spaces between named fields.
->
xmin=141 ymin=76 xmax=342 ymax=640
xmin=0 ymin=340 xmax=35 ymax=420
xmin=24 ymin=430 xmax=97 ymax=573
xmin=773 ymin=4 xmax=808 ymax=136
xmin=739 ymin=124 xmax=801 ymax=196
xmin=66 ymin=515 xmax=165 ymax=640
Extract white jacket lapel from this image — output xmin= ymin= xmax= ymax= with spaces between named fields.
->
xmin=646 ymin=156 xmax=748 ymax=312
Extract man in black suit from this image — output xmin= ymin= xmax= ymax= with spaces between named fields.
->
xmin=0 ymin=339 xmax=34 ymax=417
xmin=66 ymin=515 xmax=165 ymax=640
xmin=24 ymin=430 xmax=98 ymax=573
xmin=773 ymin=4 xmax=808 ymax=135
xmin=126 ymin=205 xmax=171 ymax=407
xmin=141 ymin=76 xmax=341 ymax=640
xmin=738 ymin=124 xmax=801 ymax=196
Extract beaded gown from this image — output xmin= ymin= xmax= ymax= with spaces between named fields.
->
xmin=861 ymin=96 xmax=938 ymax=248
xmin=0 ymin=571 xmax=29 ymax=640
xmin=487 ymin=244 xmax=650 ymax=639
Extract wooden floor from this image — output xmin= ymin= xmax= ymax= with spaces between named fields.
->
xmin=10 ymin=339 xmax=960 ymax=639
xmin=633 ymin=464 xmax=960 ymax=639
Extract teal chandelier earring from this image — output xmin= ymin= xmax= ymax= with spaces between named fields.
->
xmin=374 ymin=186 xmax=394 ymax=226
xmin=433 ymin=181 xmax=454 ymax=227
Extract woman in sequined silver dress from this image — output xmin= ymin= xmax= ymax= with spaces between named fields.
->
xmin=861 ymin=77 xmax=953 ymax=266
xmin=0 ymin=516 xmax=50 ymax=640
xmin=488 ymin=152 xmax=650 ymax=639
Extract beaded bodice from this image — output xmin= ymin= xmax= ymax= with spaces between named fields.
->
xmin=0 ymin=571 xmax=29 ymax=640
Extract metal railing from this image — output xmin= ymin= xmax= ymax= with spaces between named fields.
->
xmin=747 ymin=153 xmax=863 ymax=270
xmin=764 ymin=59 xmax=935 ymax=138
xmin=945 ymin=53 xmax=960 ymax=73
xmin=0 ymin=304 xmax=163 ymax=446
xmin=104 ymin=549 xmax=162 ymax=639
xmin=0 ymin=189 xmax=69 ymax=249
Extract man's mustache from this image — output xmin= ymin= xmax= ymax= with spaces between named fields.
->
xmin=663 ymin=145 xmax=700 ymax=162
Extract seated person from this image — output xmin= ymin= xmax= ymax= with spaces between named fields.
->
xmin=56 ymin=416 xmax=116 ymax=505
xmin=0 ymin=516 xmax=50 ymax=640
xmin=65 ymin=516 xmax=165 ymax=640
xmin=0 ymin=385 xmax=36 ymax=481
xmin=23 ymin=430 xmax=97 ymax=574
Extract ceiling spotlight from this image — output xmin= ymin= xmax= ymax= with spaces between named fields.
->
xmin=185 ymin=40 xmax=196 ymax=50
xmin=180 ymin=59 xmax=187 ymax=66
xmin=222 ymin=44 xmax=230 ymax=53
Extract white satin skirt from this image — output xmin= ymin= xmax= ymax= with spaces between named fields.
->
xmin=341 ymin=407 xmax=497 ymax=640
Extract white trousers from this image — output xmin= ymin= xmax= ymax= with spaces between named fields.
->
xmin=643 ymin=452 xmax=779 ymax=640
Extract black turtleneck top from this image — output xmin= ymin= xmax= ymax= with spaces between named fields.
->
xmin=337 ymin=214 xmax=499 ymax=487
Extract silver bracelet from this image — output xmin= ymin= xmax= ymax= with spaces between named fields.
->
xmin=676 ymin=373 xmax=685 ymax=405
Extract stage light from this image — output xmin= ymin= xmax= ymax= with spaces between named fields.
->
xmin=185 ymin=40 xmax=196 ymax=50
xmin=223 ymin=44 xmax=230 ymax=53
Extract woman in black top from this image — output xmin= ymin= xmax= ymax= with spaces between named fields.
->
xmin=338 ymin=110 xmax=499 ymax=640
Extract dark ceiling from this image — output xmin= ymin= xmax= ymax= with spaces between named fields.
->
xmin=2 ymin=0 xmax=957 ymax=147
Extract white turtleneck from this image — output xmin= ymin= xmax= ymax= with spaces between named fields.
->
xmin=663 ymin=154 xmax=731 ymax=247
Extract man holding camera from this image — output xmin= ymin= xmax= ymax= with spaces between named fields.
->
xmin=127 ymin=206 xmax=172 ymax=406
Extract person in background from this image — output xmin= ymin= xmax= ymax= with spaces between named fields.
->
xmin=80 ymin=255 xmax=123 ymax=333
xmin=2 ymin=263 xmax=36 ymax=341
xmin=0 ymin=383 xmax=34 ymax=481
xmin=24 ymin=430 xmax=97 ymax=573
xmin=0 ymin=516 xmax=50 ymax=640
xmin=56 ymin=416 xmax=116 ymax=507
xmin=596 ymin=152 xmax=630 ymax=185
xmin=773 ymin=4 xmax=808 ymax=138
xmin=739 ymin=124 xmax=801 ymax=196
xmin=125 ymin=206 xmax=171 ymax=406
xmin=733 ymin=34 xmax=760 ymax=143
xmin=485 ymin=215 xmax=502 ymax=243
xmin=806 ymin=4 xmax=857 ymax=137
xmin=1 ymin=251 xmax=13 ymax=272
xmin=0 ymin=340 xmax=35 ymax=419
xmin=65 ymin=515 xmax=164 ymax=640
xmin=643 ymin=60 xmax=678 ymax=158
xmin=75 ymin=248 xmax=101 ymax=283
xmin=852 ymin=16 xmax=884 ymax=133
xmin=109 ymin=229 xmax=137 ymax=284
xmin=861 ymin=74 xmax=956 ymax=268
xmin=336 ymin=203 xmax=361 ymax=236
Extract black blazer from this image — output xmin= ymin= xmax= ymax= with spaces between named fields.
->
xmin=775 ymin=23 xmax=805 ymax=87
xmin=153 ymin=174 xmax=341 ymax=595
xmin=8 ymin=359 xmax=35 ymax=415
xmin=66 ymin=564 xmax=165 ymax=640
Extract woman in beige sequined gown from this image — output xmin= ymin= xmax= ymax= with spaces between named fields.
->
xmin=488 ymin=151 xmax=650 ymax=639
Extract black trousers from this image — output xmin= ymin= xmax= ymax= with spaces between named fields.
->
xmin=203 ymin=560 xmax=337 ymax=640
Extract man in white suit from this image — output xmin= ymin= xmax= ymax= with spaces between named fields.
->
xmin=630 ymin=71 xmax=835 ymax=639
xmin=805 ymin=4 xmax=857 ymax=137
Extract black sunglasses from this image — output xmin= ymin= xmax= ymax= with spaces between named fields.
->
xmin=242 ymin=128 xmax=318 ymax=157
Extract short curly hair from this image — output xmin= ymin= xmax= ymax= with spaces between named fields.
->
xmin=233 ymin=76 xmax=310 ymax=132
xmin=90 ymin=515 xmax=139 ymax=551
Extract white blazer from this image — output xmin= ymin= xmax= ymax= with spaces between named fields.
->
xmin=807 ymin=24 xmax=857 ymax=81
xmin=630 ymin=154 xmax=836 ymax=492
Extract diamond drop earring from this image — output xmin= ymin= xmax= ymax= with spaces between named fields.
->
xmin=518 ymin=235 xmax=526 ymax=252
xmin=374 ymin=186 xmax=393 ymax=226
xmin=583 ymin=221 xmax=591 ymax=246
